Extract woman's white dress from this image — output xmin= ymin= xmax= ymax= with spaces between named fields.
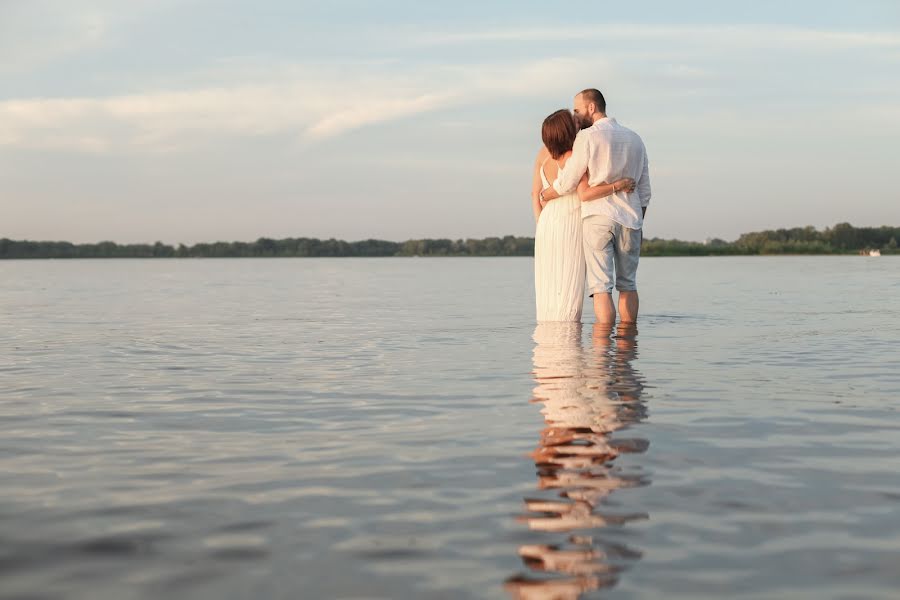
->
xmin=534 ymin=164 xmax=585 ymax=322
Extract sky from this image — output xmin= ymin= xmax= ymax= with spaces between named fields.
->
xmin=1 ymin=0 xmax=899 ymax=244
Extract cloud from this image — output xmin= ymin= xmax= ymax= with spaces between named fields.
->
xmin=0 ymin=0 xmax=194 ymax=73
xmin=305 ymin=93 xmax=457 ymax=139
xmin=0 ymin=57 xmax=601 ymax=153
xmin=2 ymin=19 xmax=897 ymax=155
xmin=412 ymin=23 xmax=900 ymax=49
xmin=0 ymin=84 xmax=323 ymax=152
xmin=0 ymin=5 xmax=108 ymax=73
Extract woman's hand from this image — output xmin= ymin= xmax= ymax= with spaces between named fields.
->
xmin=578 ymin=176 xmax=635 ymax=203
xmin=615 ymin=178 xmax=636 ymax=193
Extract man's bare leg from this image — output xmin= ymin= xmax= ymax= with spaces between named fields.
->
xmin=618 ymin=290 xmax=639 ymax=323
xmin=593 ymin=292 xmax=616 ymax=325
xmin=592 ymin=321 xmax=615 ymax=348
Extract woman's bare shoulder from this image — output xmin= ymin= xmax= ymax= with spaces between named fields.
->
xmin=534 ymin=145 xmax=550 ymax=165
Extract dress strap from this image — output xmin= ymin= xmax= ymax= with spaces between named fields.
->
xmin=539 ymin=157 xmax=552 ymax=188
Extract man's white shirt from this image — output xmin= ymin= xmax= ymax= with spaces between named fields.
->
xmin=552 ymin=117 xmax=651 ymax=230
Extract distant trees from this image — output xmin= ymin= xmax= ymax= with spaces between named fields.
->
xmin=0 ymin=235 xmax=533 ymax=258
xmin=641 ymin=238 xmax=741 ymax=257
xmin=730 ymin=223 xmax=900 ymax=254
xmin=1 ymin=224 xmax=897 ymax=259
xmin=394 ymin=236 xmax=533 ymax=256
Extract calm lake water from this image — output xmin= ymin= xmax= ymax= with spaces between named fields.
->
xmin=1 ymin=256 xmax=899 ymax=599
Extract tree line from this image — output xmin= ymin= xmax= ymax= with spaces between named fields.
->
xmin=642 ymin=223 xmax=898 ymax=256
xmin=1 ymin=223 xmax=897 ymax=259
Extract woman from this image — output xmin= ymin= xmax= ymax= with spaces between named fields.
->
xmin=533 ymin=110 xmax=634 ymax=322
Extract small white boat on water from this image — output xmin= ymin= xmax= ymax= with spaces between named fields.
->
xmin=869 ymin=249 xmax=882 ymax=257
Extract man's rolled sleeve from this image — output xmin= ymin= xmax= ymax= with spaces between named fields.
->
xmin=552 ymin=132 xmax=589 ymax=195
xmin=637 ymin=150 xmax=651 ymax=208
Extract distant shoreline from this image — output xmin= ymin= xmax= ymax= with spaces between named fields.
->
xmin=2 ymin=255 xmax=896 ymax=260
xmin=2 ymin=223 xmax=897 ymax=259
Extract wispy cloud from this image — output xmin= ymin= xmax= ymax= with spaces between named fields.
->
xmin=305 ymin=93 xmax=457 ymax=139
xmin=0 ymin=7 xmax=107 ymax=73
xmin=2 ymin=18 xmax=897 ymax=155
xmin=412 ymin=23 xmax=900 ymax=49
xmin=0 ymin=1 xmax=145 ymax=73
xmin=0 ymin=57 xmax=600 ymax=152
xmin=0 ymin=0 xmax=202 ymax=74
xmin=0 ymin=83 xmax=327 ymax=152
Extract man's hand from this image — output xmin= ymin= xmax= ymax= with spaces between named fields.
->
xmin=540 ymin=186 xmax=561 ymax=205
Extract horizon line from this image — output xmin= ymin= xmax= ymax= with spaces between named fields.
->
xmin=1 ymin=221 xmax=893 ymax=247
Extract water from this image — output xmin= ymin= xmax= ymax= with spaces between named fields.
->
xmin=1 ymin=256 xmax=899 ymax=599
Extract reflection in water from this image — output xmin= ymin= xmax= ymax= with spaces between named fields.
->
xmin=506 ymin=323 xmax=649 ymax=599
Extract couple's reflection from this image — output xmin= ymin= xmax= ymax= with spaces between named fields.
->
xmin=506 ymin=322 xmax=649 ymax=599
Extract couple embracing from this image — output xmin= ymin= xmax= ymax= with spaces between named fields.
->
xmin=532 ymin=88 xmax=651 ymax=325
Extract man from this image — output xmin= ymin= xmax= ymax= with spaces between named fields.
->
xmin=540 ymin=89 xmax=651 ymax=324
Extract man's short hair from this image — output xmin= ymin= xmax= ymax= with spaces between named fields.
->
xmin=579 ymin=88 xmax=606 ymax=114
xmin=541 ymin=109 xmax=578 ymax=159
